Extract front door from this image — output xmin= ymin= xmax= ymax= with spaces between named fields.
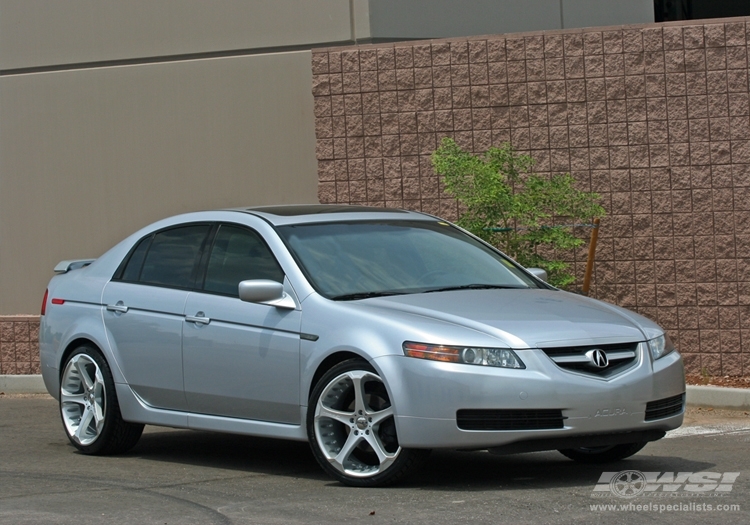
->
xmin=181 ymin=224 xmax=301 ymax=424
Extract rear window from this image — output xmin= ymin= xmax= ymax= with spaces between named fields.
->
xmin=118 ymin=225 xmax=211 ymax=289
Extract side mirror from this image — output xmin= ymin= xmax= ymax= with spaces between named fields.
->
xmin=526 ymin=268 xmax=548 ymax=282
xmin=238 ymin=280 xmax=296 ymax=309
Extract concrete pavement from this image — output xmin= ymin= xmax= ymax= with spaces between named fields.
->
xmin=1 ymin=396 xmax=748 ymax=524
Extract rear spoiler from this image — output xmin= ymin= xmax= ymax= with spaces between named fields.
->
xmin=54 ymin=259 xmax=96 ymax=274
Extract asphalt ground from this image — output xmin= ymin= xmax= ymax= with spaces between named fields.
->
xmin=1 ymin=395 xmax=749 ymax=525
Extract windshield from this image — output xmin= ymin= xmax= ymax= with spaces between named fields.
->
xmin=277 ymin=220 xmax=543 ymax=300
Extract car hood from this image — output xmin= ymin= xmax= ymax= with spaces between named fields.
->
xmin=361 ymin=289 xmax=656 ymax=349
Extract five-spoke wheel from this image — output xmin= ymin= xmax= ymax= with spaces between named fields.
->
xmin=60 ymin=352 xmax=107 ymax=446
xmin=59 ymin=345 xmax=144 ymax=455
xmin=307 ymin=359 xmax=428 ymax=486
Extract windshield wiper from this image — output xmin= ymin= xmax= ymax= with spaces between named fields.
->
xmin=330 ymin=291 xmax=407 ymax=301
xmin=423 ymin=284 xmax=528 ymax=293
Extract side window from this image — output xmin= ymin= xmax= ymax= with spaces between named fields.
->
xmin=119 ymin=235 xmax=153 ymax=282
xmin=139 ymin=225 xmax=211 ymax=289
xmin=203 ymin=225 xmax=284 ymax=297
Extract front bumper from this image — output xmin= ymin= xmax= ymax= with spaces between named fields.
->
xmin=373 ymin=343 xmax=685 ymax=449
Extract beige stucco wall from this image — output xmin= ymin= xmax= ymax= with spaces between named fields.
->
xmin=0 ymin=0 xmax=353 ymax=70
xmin=0 ymin=50 xmax=319 ymax=314
xmin=0 ymin=0 xmax=363 ymax=315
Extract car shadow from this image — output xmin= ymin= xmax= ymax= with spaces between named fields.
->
xmin=113 ymin=428 xmax=714 ymax=490
xmin=403 ymin=449 xmax=716 ymax=491
xmin=124 ymin=428 xmax=328 ymax=482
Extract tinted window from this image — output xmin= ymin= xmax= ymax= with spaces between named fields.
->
xmin=120 ymin=235 xmax=153 ymax=282
xmin=203 ymin=225 xmax=284 ymax=296
xmin=139 ymin=225 xmax=210 ymax=289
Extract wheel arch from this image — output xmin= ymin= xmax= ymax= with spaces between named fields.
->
xmin=307 ymin=350 xmax=365 ymax=402
xmin=59 ymin=338 xmax=103 ymax=379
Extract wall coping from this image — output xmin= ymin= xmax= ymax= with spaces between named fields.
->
xmin=0 ymin=315 xmax=40 ymax=322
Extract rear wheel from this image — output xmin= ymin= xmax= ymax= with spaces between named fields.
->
xmin=60 ymin=345 xmax=144 ymax=455
xmin=558 ymin=442 xmax=647 ymax=464
xmin=307 ymin=359 xmax=429 ymax=486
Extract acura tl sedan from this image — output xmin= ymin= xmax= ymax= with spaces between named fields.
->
xmin=40 ymin=205 xmax=685 ymax=486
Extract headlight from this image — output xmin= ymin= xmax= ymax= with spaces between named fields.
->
xmin=403 ymin=342 xmax=525 ymax=369
xmin=648 ymin=333 xmax=675 ymax=360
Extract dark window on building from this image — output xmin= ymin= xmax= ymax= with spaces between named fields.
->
xmin=655 ymin=0 xmax=750 ymax=22
xmin=138 ymin=225 xmax=211 ymax=289
xmin=202 ymin=225 xmax=284 ymax=297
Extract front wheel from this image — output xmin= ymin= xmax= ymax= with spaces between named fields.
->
xmin=307 ymin=359 xmax=429 ymax=486
xmin=558 ymin=442 xmax=647 ymax=464
xmin=59 ymin=345 xmax=144 ymax=455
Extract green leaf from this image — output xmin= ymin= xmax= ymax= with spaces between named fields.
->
xmin=431 ymin=138 xmax=606 ymax=289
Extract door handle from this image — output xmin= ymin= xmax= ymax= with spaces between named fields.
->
xmin=185 ymin=312 xmax=210 ymax=325
xmin=106 ymin=301 xmax=129 ymax=313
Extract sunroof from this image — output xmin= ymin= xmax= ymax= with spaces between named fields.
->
xmin=244 ymin=205 xmax=408 ymax=216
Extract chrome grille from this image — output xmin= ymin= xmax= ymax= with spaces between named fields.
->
xmin=541 ymin=342 xmax=639 ymax=378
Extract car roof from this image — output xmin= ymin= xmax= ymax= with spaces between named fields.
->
xmin=233 ymin=204 xmax=436 ymax=226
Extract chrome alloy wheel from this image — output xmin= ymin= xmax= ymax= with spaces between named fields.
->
xmin=60 ymin=353 xmax=106 ymax=446
xmin=313 ymin=370 xmax=401 ymax=478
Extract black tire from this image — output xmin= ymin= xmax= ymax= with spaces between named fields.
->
xmin=307 ymin=358 xmax=430 ymax=487
xmin=558 ymin=442 xmax=647 ymax=464
xmin=59 ymin=344 xmax=144 ymax=455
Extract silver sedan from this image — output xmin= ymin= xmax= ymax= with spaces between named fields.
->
xmin=40 ymin=205 xmax=685 ymax=486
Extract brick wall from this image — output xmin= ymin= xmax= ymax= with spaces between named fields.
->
xmin=311 ymin=18 xmax=750 ymax=377
xmin=0 ymin=316 xmax=40 ymax=375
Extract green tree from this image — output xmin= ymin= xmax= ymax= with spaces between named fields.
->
xmin=431 ymin=138 xmax=605 ymax=289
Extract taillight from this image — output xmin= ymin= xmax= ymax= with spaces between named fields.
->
xmin=41 ymin=289 xmax=49 ymax=315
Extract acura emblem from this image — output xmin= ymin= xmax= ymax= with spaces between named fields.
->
xmin=586 ymin=348 xmax=609 ymax=368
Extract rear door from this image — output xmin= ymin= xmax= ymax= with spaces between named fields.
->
xmin=102 ymin=224 xmax=211 ymax=411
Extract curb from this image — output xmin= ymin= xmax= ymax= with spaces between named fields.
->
xmin=685 ymin=385 xmax=750 ymax=411
xmin=2 ymin=375 xmax=749 ymax=411
xmin=0 ymin=375 xmax=47 ymax=394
